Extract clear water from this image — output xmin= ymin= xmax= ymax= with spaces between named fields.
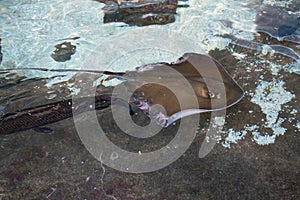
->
xmin=2 ymin=0 xmax=300 ymax=77
xmin=2 ymin=0 xmax=298 ymax=78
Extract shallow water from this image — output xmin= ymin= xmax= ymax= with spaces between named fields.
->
xmin=0 ymin=0 xmax=299 ymax=199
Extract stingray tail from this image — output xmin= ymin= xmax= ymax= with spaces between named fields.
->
xmin=0 ymin=94 xmax=112 ymax=135
xmin=0 ymin=67 xmax=126 ymax=77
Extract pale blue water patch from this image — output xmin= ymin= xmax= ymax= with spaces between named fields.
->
xmin=168 ymin=0 xmax=257 ymax=50
xmin=1 ymin=0 xmax=124 ymax=77
xmin=0 ymin=0 xmax=298 ymax=78
xmin=0 ymin=0 xmax=260 ymax=79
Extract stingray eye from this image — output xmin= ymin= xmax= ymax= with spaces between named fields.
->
xmin=207 ymin=91 xmax=215 ymax=98
xmin=195 ymin=86 xmax=221 ymax=99
xmin=207 ymin=91 xmax=221 ymax=99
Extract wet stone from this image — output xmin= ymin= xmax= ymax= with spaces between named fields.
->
xmin=104 ymin=11 xmax=175 ymax=26
xmin=255 ymin=3 xmax=300 ymax=43
xmin=117 ymin=0 xmax=178 ymax=13
xmin=51 ymin=42 xmax=76 ymax=62
xmin=98 ymin=0 xmax=179 ymax=26
xmin=278 ymin=17 xmax=300 ymax=38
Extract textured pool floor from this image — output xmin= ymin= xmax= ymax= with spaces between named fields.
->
xmin=0 ymin=49 xmax=299 ymax=199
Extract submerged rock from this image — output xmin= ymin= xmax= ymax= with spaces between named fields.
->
xmin=96 ymin=0 xmax=179 ymax=26
xmin=114 ymin=0 xmax=178 ymax=13
xmin=104 ymin=11 xmax=175 ymax=26
xmin=51 ymin=42 xmax=76 ymax=62
xmin=278 ymin=17 xmax=300 ymax=39
xmin=255 ymin=3 xmax=300 ymax=43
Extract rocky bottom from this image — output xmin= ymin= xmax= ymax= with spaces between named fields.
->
xmin=0 ymin=48 xmax=299 ymax=199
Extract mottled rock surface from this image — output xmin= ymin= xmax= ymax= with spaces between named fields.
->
xmin=51 ymin=42 xmax=76 ymax=62
xmin=97 ymin=0 xmax=179 ymax=26
xmin=0 ymin=47 xmax=299 ymax=199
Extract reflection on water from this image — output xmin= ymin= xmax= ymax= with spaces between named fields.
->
xmin=0 ymin=0 xmax=253 ymax=77
xmin=1 ymin=0 xmax=298 ymax=76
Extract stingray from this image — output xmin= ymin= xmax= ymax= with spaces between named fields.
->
xmin=112 ymin=53 xmax=244 ymax=126
xmin=0 ymin=53 xmax=244 ymax=134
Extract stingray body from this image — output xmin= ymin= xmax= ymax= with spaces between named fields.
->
xmin=0 ymin=53 xmax=244 ymax=134
xmin=121 ymin=53 xmax=244 ymax=126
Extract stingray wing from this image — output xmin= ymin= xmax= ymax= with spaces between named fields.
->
xmin=123 ymin=53 xmax=244 ymax=126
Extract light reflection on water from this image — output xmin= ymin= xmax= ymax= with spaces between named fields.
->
xmin=0 ymin=0 xmax=299 ymax=117
xmin=1 ymin=0 xmax=298 ymax=78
